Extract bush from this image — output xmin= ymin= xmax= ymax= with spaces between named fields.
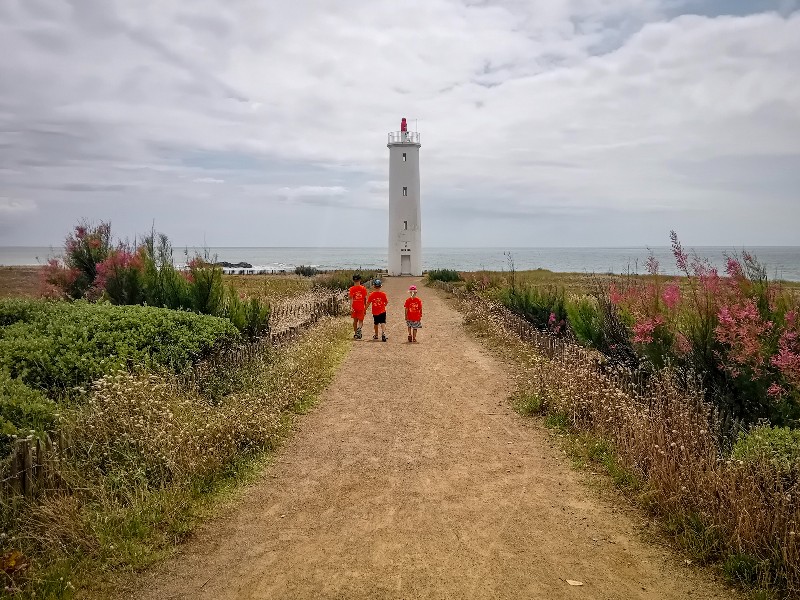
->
xmin=0 ymin=371 xmax=58 ymax=454
xmin=427 ymin=269 xmax=461 ymax=283
xmin=40 ymin=224 xmax=271 ymax=339
xmin=0 ymin=299 xmax=238 ymax=397
xmin=295 ymin=265 xmax=318 ymax=277
xmin=497 ymin=284 xmax=567 ymax=334
xmin=566 ymin=296 xmax=603 ymax=347
xmin=732 ymin=425 xmax=800 ymax=476
xmin=317 ymin=271 xmax=377 ymax=291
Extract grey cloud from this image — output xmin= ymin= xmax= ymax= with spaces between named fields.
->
xmin=0 ymin=0 xmax=798 ymax=247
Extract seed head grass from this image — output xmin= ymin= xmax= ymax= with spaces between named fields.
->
xmin=450 ymin=288 xmax=799 ymax=598
xmin=0 ymin=318 xmax=351 ymax=599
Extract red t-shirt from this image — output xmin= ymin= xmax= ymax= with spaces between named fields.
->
xmin=404 ymin=296 xmax=422 ymax=321
xmin=367 ymin=290 xmax=388 ymax=315
xmin=349 ymin=285 xmax=368 ymax=310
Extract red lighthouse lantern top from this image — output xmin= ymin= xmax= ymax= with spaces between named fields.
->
xmin=400 ymin=118 xmax=407 ymax=132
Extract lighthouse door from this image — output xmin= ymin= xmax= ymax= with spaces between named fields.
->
xmin=400 ymin=254 xmax=411 ymax=275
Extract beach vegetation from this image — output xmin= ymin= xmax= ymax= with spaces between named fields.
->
xmin=41 ymin=222 xmax=270 ymax=340
xmin=426 ymin=269 xmax=461 ymax=283
xmin=452 ymin=279 xmax=800 ymax=597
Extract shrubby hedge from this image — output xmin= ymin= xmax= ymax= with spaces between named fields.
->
xmin=0 ymin=371 xmax=58 ymax=454
xmin=0 ymin=299 xmax=238 ymax=396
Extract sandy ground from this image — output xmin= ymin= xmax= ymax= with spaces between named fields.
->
xmin=129 ymin=276 xmax=736 ymax=600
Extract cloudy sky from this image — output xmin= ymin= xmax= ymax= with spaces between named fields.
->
xmin=1 ymin=0 xmax=799 ymax=248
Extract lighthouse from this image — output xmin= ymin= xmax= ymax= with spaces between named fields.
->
xmin=387 ymin=117 xmax=422 ymax=276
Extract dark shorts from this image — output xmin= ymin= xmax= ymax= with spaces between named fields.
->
xmin=373 ymin=312 xmax=387 ymax=324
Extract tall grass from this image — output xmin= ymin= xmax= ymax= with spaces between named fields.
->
xmin=0 ymin=318 xmax=350 ymax=598
xmin=449 ymin=285 xmax=800 ymax=596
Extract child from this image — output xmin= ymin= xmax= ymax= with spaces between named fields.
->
xmin=348 ymin=274 xmax=368 ymax=339
xmin=404 ymin=285 xmax=423 ymax=343
xmin=366 ymin=279 xmax=389 ymax=342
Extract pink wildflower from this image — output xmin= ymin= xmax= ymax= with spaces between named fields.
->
xmin=633 ymin=316 xmax=664 ymax=344
xmin=725 ymin=257 xmax=743 ymax=279
xmin=670 ymin=230 xmax=688 ymax=273
xmin=548 ymin=312 xmax=556 ymax=325
xmin=662 ymin=283 xmax=680 ymax=310
xmin=609 ymin=284 xmax=623 ymax=305
xmin=767 ymin=383 xmax=784 ymax=398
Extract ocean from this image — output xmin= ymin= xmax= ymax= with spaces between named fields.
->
xmin=2 ymin=246 xmax=799 ymax=282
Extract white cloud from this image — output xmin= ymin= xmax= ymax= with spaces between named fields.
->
xmin=0 ymin=197 xmax=37 ymax=216
xmin=0 ymin=0 xmax=798 ymax=246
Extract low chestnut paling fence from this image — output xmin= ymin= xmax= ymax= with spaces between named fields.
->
xmin=2 ymin=290 xmax=348 ymax=499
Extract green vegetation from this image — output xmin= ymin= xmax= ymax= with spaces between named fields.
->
xmin=42 ymin=222 xmax=270 ymax=339
xmin=426 ymin=269 xmax=461 ymax=283
xmin=454 ymin=289 xmax=800 ymax=598
xmin=295 ymin=265 xmax=318 ymax=277
xmin=0 ymin=299 xmax=237 ymax=449
xmin=316 ymin=270 xmax=377 ymax=291
xmin=0 ymin=373 xmax=57 ymax=454
xmin=0 ymin=299 xmax=237 ymax=395
xmin=0 ymin=319 xmax=350 ymax=599
xmin=732 ymin=425 xmax=800 ymax=477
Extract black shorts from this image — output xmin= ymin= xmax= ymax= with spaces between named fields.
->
xmin=373 ymin=312 xmax=387 ymax=324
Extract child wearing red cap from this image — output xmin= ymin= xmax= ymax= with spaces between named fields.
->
xmin=404 ymin=285 xmax=423 ymax=343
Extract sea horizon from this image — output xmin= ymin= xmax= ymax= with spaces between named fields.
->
xmin=3 ymin=245 xmax=800 ymax=282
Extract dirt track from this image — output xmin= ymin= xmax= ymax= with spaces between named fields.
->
xmin=131 ymin=277 xmax=735 ymax=599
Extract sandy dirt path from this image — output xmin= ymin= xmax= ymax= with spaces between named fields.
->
xmin=130 ymin=277 xmax=735 ymax=600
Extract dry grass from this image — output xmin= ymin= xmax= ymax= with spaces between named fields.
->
xmin=0 ymin=267 xmax=41 ymax=299
xmin=223 ymin=274 xmax=313 ymax=303
xmin=1 ymin=318 xmax=351 ymax=598
xmin=449 ymin=288 xmax=799 ymax=598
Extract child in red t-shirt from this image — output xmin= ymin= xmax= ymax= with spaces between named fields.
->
xmin=348 ymin=274 xmax=368 ymax=339
xmin=366 ymin=279 xmax=389 ymax=342
xmin=404 ymin=285 xmax=423 ymax=343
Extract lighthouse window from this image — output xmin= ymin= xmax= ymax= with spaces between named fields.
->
xmin=402 ymin=153 xmax=407 ymax=162
xmin=402 ymin=187 xmax=407 ymax=196
xmin=403 ymin=221 xmax=408 ymax=230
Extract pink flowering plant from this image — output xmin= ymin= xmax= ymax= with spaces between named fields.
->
xmin=41 ymin=221 xmax=271 ymax=340
xmin=42 ymin=221 xmax=112 ymax=298
xmin=610 ymin=231 xmax=800 ymax=424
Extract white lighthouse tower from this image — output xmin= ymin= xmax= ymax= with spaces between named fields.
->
xmin=387 ymin=118 xmax=422 ymax=276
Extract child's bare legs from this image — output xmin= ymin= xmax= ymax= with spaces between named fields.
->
xmin=353 ymin=319 xmax=359 ymax=334
xmin=407 ymin=326 xmax=412 ymax=342
xmin=412 ymin=327 xmax=418 ymax=342
xmin=373 ymin=323 xmax=379 ymax=338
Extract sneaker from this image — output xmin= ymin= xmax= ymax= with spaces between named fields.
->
xmin=381 ymin=334 xmax=387 ymax=342
xmin=408 ymin=335 xmax=413 ymax=342
xmin=373 ymin=335 xmax=379 ymax=340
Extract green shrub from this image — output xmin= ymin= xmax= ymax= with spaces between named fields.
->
xmin=732 ymin=425 xmax=800 ymax=475
xmin=427 ymin=269 xmax=461 ymax=283
xmin=497 ymin=284 xmax=567 ymax=332
xmin=513 ymin=391 xmax=545 ymax=415
xmin=566 ymin=296 xmax=604 ymax=347
xmin=295 ymin=265 xmax=318 ymax=277
xmin=317 ymin=271 xmax=377 ymax=291
xmin=0 ymin=371 xmax=58 ymax=454
xmin=0 ymin=300 xmax=238 ymax=397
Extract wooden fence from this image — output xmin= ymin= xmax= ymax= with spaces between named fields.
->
xmin=1 ymin=290 xmax=348 ymax=500
xmin=2 ymin=432 xmax=73 ymax=499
